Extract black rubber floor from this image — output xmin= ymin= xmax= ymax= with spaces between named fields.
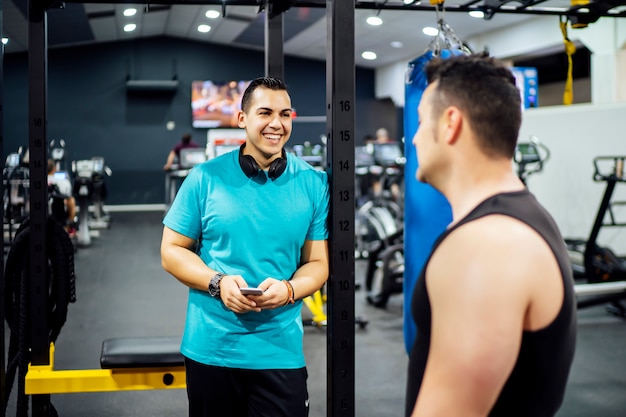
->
xmin=3 ymin=211 xmax=626 ymax=416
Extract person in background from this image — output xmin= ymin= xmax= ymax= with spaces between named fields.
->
xmin=47 ymin=159 xmax=77 ymax=235
xmin=375 ymin=127 xmax=394 ymax=144
xmin=371 ymin=127 xmax=402 ymax=200
xmin=405 ymin=54 xmax=577 ymax=417
xmin=163 ymin=133 xmax=201 ymax=171
xmin=160 ymin=76 xmax=330 ymax=417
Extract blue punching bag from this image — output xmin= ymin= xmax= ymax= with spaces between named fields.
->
xmin=403 ymin=49 xmax=461 ymax=354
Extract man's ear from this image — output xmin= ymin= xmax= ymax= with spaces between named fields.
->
xmin=237 ymin=110 xmax=246 ymax=128
xmin=442 ymin=106 xmax=463 ymax=145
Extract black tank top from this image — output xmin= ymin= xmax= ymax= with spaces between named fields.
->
xmin=405 ymin=190 xmax=577 ymax=417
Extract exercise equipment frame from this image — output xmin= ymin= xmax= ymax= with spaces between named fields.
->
xmin=25 ymin=344 xmax=186 ymax=395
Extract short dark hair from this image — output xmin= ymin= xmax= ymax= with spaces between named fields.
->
xmin=240 ymin=77 xmax=288 ymax=114
xmin=425 ymin=53 xmax=521 ymax=158
xmin=181 ymin=133 xmax=192 ymax=144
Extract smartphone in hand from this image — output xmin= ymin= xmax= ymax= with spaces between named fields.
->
xmin=240 ymin=287 xmax=263 ymax=296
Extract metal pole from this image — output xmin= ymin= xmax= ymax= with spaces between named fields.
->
xmin=28 ymin=0 xmax=52 ymax=415
xmin=584 ymin=178 xmax=617 ymax=280
xmin=0 ymin=0 xmax=6 ymax=412
xmin=326 ymin=0 xmax=355 ymax=416
xmin=264 ymin=11 xmax=284 ymax=80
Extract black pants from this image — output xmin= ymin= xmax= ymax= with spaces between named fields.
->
xmin=184 ymin=357 xmax=309 ymax=417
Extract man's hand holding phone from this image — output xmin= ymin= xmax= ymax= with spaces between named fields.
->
xmin=240 ymin=287 xmax=264 ymax=296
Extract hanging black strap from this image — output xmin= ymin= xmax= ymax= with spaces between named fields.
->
xmin=3 ymin=217 xmax=76 ymax=417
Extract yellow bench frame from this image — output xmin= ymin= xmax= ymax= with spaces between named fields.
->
xmin=25 ymin=343 xmax=186 ymax=395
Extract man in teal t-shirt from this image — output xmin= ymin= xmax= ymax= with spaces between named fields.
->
xmin=161 ymin=77 xmax=329 ymax=417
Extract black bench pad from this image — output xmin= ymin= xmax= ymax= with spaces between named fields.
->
xmin=100 ymin=337 xmax=184 ymax=369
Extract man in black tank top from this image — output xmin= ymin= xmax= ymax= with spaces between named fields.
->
xmin=404 ymin=54 xmax=577 ymax=417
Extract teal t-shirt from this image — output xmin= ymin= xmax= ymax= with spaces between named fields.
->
xmin=163 ymin=148 xmax=329 ymax=369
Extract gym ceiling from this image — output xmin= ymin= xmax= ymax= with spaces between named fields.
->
xmin=2 ymin=0 xmax=625 ymax=69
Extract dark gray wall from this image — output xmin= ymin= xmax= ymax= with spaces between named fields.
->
xmin=3 ymin=36 xmax=386 ymax=205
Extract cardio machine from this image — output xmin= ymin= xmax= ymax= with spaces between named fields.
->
xmin=568 ymin=156 xmax=626 ymax=316
xmin=514 ymin=135 xmax=550 ymax=185
xmin=2 ymin=147 xmax=30 ymax=245
xmin=72 ymin=157 xmax=112 ymax=246
xmin=515 ymin=140 xmax=626 ymax=315
xmin=356 ymin=142 xmax=406 ymax=309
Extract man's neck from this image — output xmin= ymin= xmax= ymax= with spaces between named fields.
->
xmin=442 ymin=160 xmax=524 ymax=226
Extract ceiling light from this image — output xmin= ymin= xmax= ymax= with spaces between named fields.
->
xmin=124 ymin=23 xmax=137 ymax=32
xmin=361 ymin=51 xmax=377 ymax=60
xmin=198 ymin=24 xmax=212 ymax=33
xmin=422 ymin=26 xmax=439 ymax=37
xmin=366 ymin=16 xmax=383 ymax=26
xmin=205 ymin=10 xmax=220 ymax=19
xmin=390 ymin=41 xmax=403 ymax=48
xmin=469 ymin=10 xmax=485 ymax=18
xmin=403 ymin=0 xmax=419 ymax=4
xmin=2 ymin=38 xmax=8 ymax=45
xmin=123 ymin=8 xmax=137 ymax=17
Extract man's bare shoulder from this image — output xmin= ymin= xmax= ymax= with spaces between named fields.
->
xmin=428 ymin=215 xmax=555 ymax=297
xmin=438 ymin=214 xmax=552 ymax=263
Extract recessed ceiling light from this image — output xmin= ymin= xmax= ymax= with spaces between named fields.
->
xmin=422 ymin=26 xmax=439 ymax=37
xmin=205 ymin=10 xmax=220 ymax=19
xmin=390 ymin=41 xmax=403 ymax=48
xmin=608 ymin=5 xmax=626 ymax=13
xmin=124 ymin=23 xmax=137 ymax=32
xmin=123 ymin=8 xmax=137 ymax=17
xmin=366 ymin=16 xmax=383 ymax=26
xmin=361 ymin=51 xmax=377 ymax=60
xmin=469 ymin=10 xmax=485 ymax=18
xmin=2 ymin=38 xmax=8 ymax=45
xmin=198 ymin=24 xmax=212 ymax=33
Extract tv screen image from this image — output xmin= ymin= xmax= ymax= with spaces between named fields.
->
xmin=192 ymin=80 xmax=251 ymax=128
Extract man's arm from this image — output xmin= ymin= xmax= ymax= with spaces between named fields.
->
xmin=161 ymin=226 xmax=216 ymax=291
xmin=289 ymin=239 xmax=329 ymax=300
xmin=411 ymin=216 xmax=533 ymax=417
xmin=163 ymin=150 xmax=176 ymax=171
xmin=160 ymin=226 xmax=262 ymax=312
xmin=65 ymin=197 xmax=76 ymax=223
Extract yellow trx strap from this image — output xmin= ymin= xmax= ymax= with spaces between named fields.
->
xmin=429 ymin=0 xmax=444 ymax=5
xmin=570 ymin=0 xmax=590 ymax=28
xmin=559 ymin=18 xmax=576 ymax=105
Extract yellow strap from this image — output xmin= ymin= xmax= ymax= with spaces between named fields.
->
xmin=570 ymin=0 xmax=590 ymax=28
xmin=429 ymin=0 xmax=444 ymax=5
xmin=559 ymin=19 xmax=576 ymax=105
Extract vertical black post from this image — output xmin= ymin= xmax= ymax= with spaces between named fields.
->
xmin=0 ymin=0 xmax=6 ymax=413
xmin=584 ymin=178 xmax=617 ymax=280
xmin=326 ymin=1 xmax=355 ymax=416
xmin=28 ymin=0 xmax=51 ymax=415
xmin=264 ymin=12 xmax=284 ymax=80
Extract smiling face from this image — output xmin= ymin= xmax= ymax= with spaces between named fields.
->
xmin=237 ymin=86 xmax=292 ymax=168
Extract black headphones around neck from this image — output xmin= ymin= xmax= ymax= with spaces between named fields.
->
xmin=238 ymin=143 xmax=287 ymax=180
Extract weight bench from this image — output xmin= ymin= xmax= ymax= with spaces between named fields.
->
xmin=25 ymin=336 xmax=186 ymax=395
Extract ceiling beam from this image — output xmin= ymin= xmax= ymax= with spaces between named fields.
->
xmin=57 ymin=0 xmax=626 ymax=20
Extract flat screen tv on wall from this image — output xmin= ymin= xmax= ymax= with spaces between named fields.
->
xmin=192 ymin=80 xmax=251 ymax=128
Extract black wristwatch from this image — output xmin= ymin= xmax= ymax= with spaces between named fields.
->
xmin=208 ymin=273 xmax=226 ymax=297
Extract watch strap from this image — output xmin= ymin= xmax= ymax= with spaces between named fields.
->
xmin=208 ymin=272 xmax=226 ymax=297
